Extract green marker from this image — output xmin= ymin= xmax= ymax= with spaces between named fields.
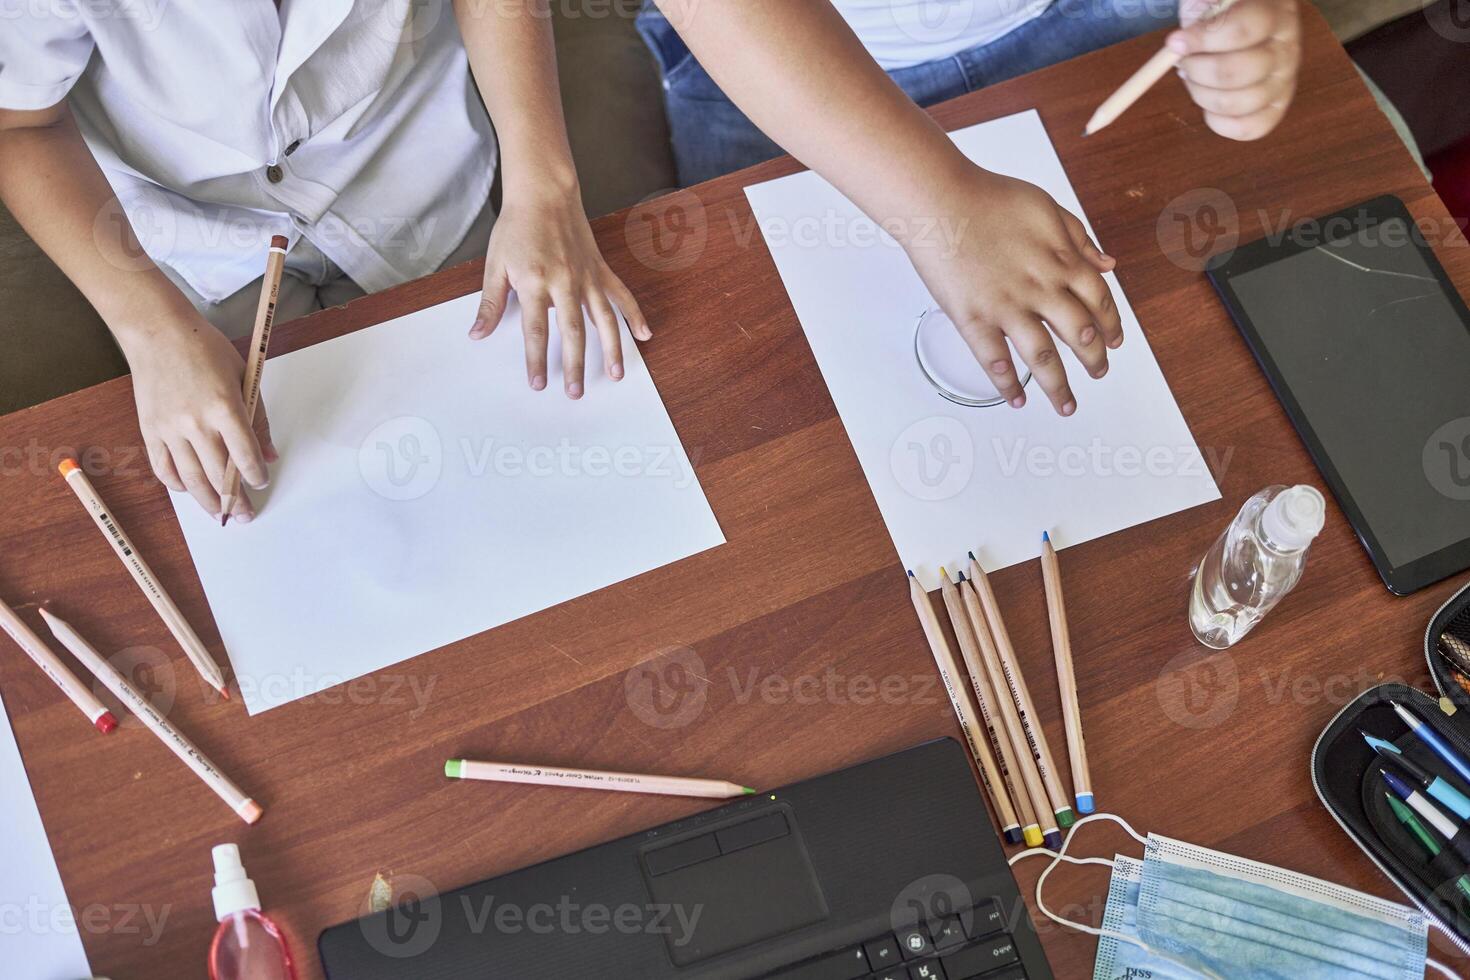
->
xmin=1386 ymin=794 xmax=1470 ymax=905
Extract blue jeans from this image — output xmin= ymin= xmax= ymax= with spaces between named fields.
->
xmin=637 ymin=0 xmax=1180 ymax=187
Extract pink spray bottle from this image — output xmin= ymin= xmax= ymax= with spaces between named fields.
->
xmin=208 ymin=844 xmax=298 ymax=980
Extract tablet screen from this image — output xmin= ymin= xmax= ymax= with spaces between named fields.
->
xmin=1225 ymin=216 xmax=1470 ymax=570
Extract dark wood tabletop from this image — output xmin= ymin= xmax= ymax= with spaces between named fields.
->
xmin=3 ymin=7 xmax=1467 ymax=978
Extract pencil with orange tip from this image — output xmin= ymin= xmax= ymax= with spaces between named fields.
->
xmin=219 ymin=234 xmax=288 ymax=525
xmin=39 ymin=608 xmax=261 ymax=824
xmin=1041 ymin=531 xmax=1094 ymax=814
xmin=966 ymin=552 xmax=1075 ymax=829
xmin=445 ymin=760 xmax=755 ymax=799
xmin=1084 ymin=0 xmax=1242 ymax=135
xmin=907 ymin=570 xmax=1026 ymax=845
xmin=938 ymin=568 xmax=1053 ymax=849
xmin=56 ymin=459 xmax=229 ymax=699
xmin=0 ymin=595 xmax=117 ymax=734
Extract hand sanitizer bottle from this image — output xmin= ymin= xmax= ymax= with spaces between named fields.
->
xmin=209 ymin=844 xmax=297 ymax=980
xmin=1189 ymin=484 xmax=1325 ymax=649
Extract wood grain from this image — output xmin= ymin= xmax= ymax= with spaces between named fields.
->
xmin=2 ymin=8 xmax=1468 ymax=976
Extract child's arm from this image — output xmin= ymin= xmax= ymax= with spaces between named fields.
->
xmin=454 ymin=0 xmax=652 ymax=399
xmin=0 ymin=104 xmax=274 ymax=522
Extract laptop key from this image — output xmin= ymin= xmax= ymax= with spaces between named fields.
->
xmin=872 ymin=972 xmax=908 ymax=980
xmin=939 ymin=935 xmax=1020 ymax=979
xmin=768 ymin=946 xmax=868 ymax=980
xmin=864 ymin=935 xmax=903 ymax=970
xmin=976 ymin=967 xmax=1025 ymax=979
xmin=895 ymin=924 xmax=934 ymax=959
xmin=967 ymin=899 xmax=1004 ymax=938
xmin=931 ymin=916 xmax=966 ymax=951
xmin=909 ymin=959 xmax=947 ymax=979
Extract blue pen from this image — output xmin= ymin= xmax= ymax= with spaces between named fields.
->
xmin=1390 ymin=701 xmax=1470 ymax=786
xmin=1363 ymin=731 xmax=1470 ymax=820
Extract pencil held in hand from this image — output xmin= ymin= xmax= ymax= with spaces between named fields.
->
xmin=220 ymin=234 xmax=288 ymax=525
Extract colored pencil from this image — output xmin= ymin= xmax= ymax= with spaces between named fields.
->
xmin=1040 ymin=531 xmax=1094 ymax=814
xmin=943 ymin=569 xmax=1054 ymax=849
xmin=0 ymin=595 xmax=116 ymax=734
xmin=967 ymin=553 xmax=1075 ymax=828
xmin=220 ymin=235 xmax=288 ymax=525
xmin=908 ymin=570 xmax=1023 ymax=844
xmin=40 ymin=609 xmax=260 ymax=824
xmin=1084 ymin=0 xmax=1242 ymax=136
xmin=445 ymin=760 xmax=754 ymax=799
xmin=56 ymin=459 xmax=229 ymax=699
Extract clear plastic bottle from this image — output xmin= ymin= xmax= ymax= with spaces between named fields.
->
xmin=1189 ymin=484 xmax=1325 ymax=649
xmin=208 ymin=844 xmax=297 ymax=980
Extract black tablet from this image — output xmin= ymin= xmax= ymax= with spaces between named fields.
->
xmin=1208 ymin=194 xmax=1470 ymax=595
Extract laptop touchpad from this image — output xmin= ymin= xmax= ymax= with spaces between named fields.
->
xmin=640 ymin=806 xmax=827 ymax=966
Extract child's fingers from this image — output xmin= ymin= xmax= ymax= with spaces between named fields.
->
xmin=521 ymin=293 xmax=550 ymax=391
xmin=219 ymin=411 xmax=270 ymax=490
xmin=604 ymin=274 xmax=652 ymax=341
xmin=229 ymin=486 xmax=256 ymax=525
xmin=1009 ymin=315 xmax=1077 ymax=416
xmin=146 ymin=438 xmax=186 ymax=493
xmin=254 ymin=399 xmax=279 ymax=464
xmin=1172 ymin=0 xmax=1280 ymax=50
xmin=953 ymin=318 xmax=1028 ymax=408
xmin=1037 ymin=291 xmax=1109 ymax=380
xmin=555 ymin=290 xmax=587 ymax=399
xmin=169 ymin=439 xmax=223 ymax=518
xmin=1067 ymin=274 xmax=1123 ymax=350
xmin=1177 ymin=44 xmax=1275 ymax=90
xmin=471 ymin=264 xmax=511 ymax=340
xmin=1183 ymin=74 xmax=1283 ymax=118
xmin=587 ymin=290 xmax=624 ymax=381
xmin=1058 ymin=209 xmax=1115 ymax=273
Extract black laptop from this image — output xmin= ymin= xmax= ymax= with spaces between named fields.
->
xmin=319 ymin=739 xmax=1052 ymax=979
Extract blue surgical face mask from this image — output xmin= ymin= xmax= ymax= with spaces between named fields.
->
xmin=1014 ymin=815 xmax=1444 ymax=980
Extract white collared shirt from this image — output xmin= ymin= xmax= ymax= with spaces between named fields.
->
xmin=0 ymin=0 xmax=495 ymax=303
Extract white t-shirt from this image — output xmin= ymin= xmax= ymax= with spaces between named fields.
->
xmin=0 ymin=0 xmax=495 ymax=304
xmin=832 ymin=0 xmax=1053 ymax=69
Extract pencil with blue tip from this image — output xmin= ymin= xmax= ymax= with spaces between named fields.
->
xmin=967 ymin=552 xmax=1076 ymax=830
xmin=1390 ymin=701 xmax=1470 ymax=786
xmin=1040 ymin=530 xmax=1093 ymax=815
xmin=444 ymin=760 xmax=754 ymax=799
xmin=1363 ymin=731 xmax=1470 ymax=820
xmin=907 ymin=570 xmax=1028 ymax=846
xmin=939 ymin=567 xmax=1052 ymax=849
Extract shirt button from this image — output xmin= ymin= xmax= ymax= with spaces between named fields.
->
xmin=266 ymin=164 xmax=284 ymax=183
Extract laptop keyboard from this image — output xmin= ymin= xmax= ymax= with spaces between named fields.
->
xmin=765 ymin=898 xmax=1027 ymax=980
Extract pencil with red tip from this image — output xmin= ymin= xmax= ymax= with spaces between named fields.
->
xmin=39 ymin=608 xmax=260 ymax=824
xmin=0 ymin=595 xmax=117 ymax=734
xmin=55 ymin=459 xmax=230 ymax=699
xmin=220 ymin=234 xmax=288 ymax=525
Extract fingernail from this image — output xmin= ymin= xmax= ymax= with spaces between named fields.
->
xmin=531 ymin=374 xmax=547 ymax=391
xmin=1010 ymin=395 xmax=1026 ymax=408
xmin=236 ymin=511 xmax=253 ymax=525
xmin=1167 ymin=32 xmax=1188 ymax=53
xmin=1080 ymin=326 xmax=1097 ymax=345
xmin=1091 ymin=363 xmax=1109 ymax=379
xmin=469 ymin=318 xmax=486 ymax=338
xmin=990 ymin=360 xmax=1012 ymax=374
xmin=1061 ymin=400 xmax=1077 ymax=416
xmin=1100 ymin=253 xmax=1117 ymax=265
xmin=610 ymin=363 xmax=624 ymax=380
xmin=567 ymin=382 xmax=583 ymax=399
xmin=1108 ymin=336 xmax=1123 ymax=350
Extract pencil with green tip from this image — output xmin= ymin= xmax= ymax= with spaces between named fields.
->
xmin=445 ymin=760 xmax=754 ymax=799
xmin=967 ymin=551 xmax=1076 ymax=830
xmin=1385 ymin=793 xmax=1470 ymax=906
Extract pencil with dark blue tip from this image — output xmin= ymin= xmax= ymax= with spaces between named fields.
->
xmin=1040 ymin=531 xmax=1093 ymax=815
xmin=1363 ymin=731 xmax=1470 ymax=820
xmin=1390 ymin=701 xmax=1470 ymax=786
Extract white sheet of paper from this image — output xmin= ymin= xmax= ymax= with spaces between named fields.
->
xmin=744 ymin=110 xmax=1220 ymax=587
xmin=173 ymin=294 xmax=725 ymax=714
xmin=0 ymin=693 xmax=94 ymax=980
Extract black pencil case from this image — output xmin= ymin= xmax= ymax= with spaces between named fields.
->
xmin=1312 ymin=579 xmax=1470 ymax=953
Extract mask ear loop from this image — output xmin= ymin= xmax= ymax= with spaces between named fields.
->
xmin=1008 ymin=813 xmax=1225 ymax=980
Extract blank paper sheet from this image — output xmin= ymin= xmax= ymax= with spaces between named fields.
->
xmin=744 ymin=110 xmax=1219 ymax=586
xmin=173 ymin=294 xmax=724 ymax=714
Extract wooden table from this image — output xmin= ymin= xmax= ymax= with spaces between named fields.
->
xmin=3 ymin=8 xmax=1466 ymax=977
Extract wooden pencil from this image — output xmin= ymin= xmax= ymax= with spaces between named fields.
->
xmin=0 ymin=595 xmax=117 ymax=734
xmin=57 ymin=459 xmax=229 ymax=698
xmin=1084 ymin=0 xmax=1242 ymax=135
xmin=1041 ymin=531 xmax=1093 ymax=814
xmin=907 ymin=570 xmax=1023 ymax=845
xmin=939 ymin=568 xmax=1051 ymax=849
xmin=40 ymin=608 xmax=260 ymax=824
xmin=220 ymin=235 xmax=288 ymax=525
xmin=966 ymin=552 xmax=1075 ymax=828
xmin=445 ymin=760 xmax=754 ymax=799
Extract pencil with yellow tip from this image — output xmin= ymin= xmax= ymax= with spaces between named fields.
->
xmin=907 ymin=569 xmax=1028 ymax=846
xmin=1041 ymin=531 xmax=1094 ymax=814
xmin=220 ymin=234 xmax=288 ymax=525
xmin=39 ymin=608 xmax=261 ymax=824
xmin=56 ymin=459 xmax=229 ymax=699
xmin=445 ymin=760 xmax=755 ymax=799
xmin=938 ymin=567 xmax=1055 ymax=849
xmin=0 ymin=594 xmax=117 ymax=734
xmin=967 ymin=552 xmax=1075 ymax=829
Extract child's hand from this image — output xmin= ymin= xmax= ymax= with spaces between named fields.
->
xmin=470 ymin=193 xmax=652 ymax=398
xmin=127 ymin=309 xmax=277 ymax=522
xmin=903 ymin=169 xmax=1122 ymax=416
xmin=1169 ymin=0 xmax=1300 ymax=141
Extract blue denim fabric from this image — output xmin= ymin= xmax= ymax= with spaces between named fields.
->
xmin=637 ymin=0 xmax=1180 ymax=186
